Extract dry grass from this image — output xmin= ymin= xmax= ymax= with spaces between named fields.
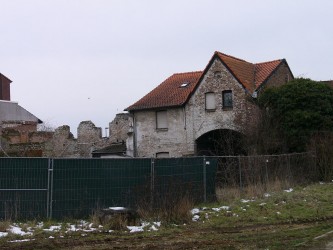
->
xmin=90 ymin=209 xmax=137 ymax=231
xmin=138 ymin=195 xmax=194 ymax=224
xmin=0 ymin=220 xmax=11 ymax=232
xmin=216 ymin=179 xmax=293 ymax=203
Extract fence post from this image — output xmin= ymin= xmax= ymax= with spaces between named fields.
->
xmin=47 ymin=158 xmax=54 ymax=219
xmin=203 ymin=157 xmax=207 ymax=203
xmin=238 ymin=156 xmax=242 ymax=194
xmin=151 ymin=158 xmax=155 ymax=209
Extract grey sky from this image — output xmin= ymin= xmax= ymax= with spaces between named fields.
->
xmin=1 ymin=0 xmax=332 ymax=136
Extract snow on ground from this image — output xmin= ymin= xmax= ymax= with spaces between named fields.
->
xmin=212 ymin=206 xmax=230 ymax=212
xmin=9 ymin=226 xmax=33 ymax=236
xmin=0 ymin=219 xmax=162 ymax=241
xmin=284 ymin=188 xmax=293 ymax=193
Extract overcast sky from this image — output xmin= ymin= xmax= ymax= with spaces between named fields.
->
xmin=1 ymin=0 xmax=332 ymax=136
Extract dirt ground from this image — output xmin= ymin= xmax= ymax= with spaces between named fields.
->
xmin=2 ymin=219 xmax=333 ymax=250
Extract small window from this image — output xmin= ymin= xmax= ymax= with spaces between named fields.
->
xmin=222 ymin=90 xmax=233 ymax=108
xmin=205 ymin=92 xmax=216 ymax=110
xmin=156 ymin=110 xmax=168 ymax=129
xmin=156 ymin=152 xmax=169 ymax=158
xmin=180 ymin=81 xmax=190 ymax=88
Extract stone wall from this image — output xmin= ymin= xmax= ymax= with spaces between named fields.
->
xmin=109 ymin=113 xmax=130 ymax=144
xmin=1 ymin=120 xmax=111 ymax=158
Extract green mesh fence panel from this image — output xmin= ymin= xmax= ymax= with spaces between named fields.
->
xmin=0 ymin=158 xmax=49 ymax=220
xmin=0 ymin=157 xmax=218 ymax=220
xmin=153 ymin=157 xmax=218 ymax=204
xmin=51 ymin=158 xmax=151 ymax=219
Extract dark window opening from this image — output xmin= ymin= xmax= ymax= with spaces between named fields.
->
xmin=222 ymin=90 xmax=233 ymax=108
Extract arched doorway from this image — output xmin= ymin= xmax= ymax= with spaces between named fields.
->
xmin=196 ymin=129 xmax=246 ymax=156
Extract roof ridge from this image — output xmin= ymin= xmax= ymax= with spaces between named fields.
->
xmin=215 ymin=51 xmax=249 ymax=63
xmin=173 ymin=71 xmax=203 ymax=75
xmin=255 ymin=59 xmax=283 ymax=65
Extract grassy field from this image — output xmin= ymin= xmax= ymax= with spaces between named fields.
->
xmin=1 ymin=182 xmax=333 ymax=249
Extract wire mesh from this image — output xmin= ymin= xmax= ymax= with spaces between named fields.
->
xmin=51 ymin=158 xmax=152 ymax=219
xmin=0 ymin=158 xmax=49 ymax=220
xmin=216 ymin=152 xmax=317 ymax=190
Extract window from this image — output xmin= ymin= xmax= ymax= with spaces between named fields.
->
xmin=180 ymin=81 xmax=190 ymax=88
xmin=222 ymin=90 xmax=233 ymax=108
xmin=156 ymin=152 xmax=169 ymax=158
xmin=156 ymin=110 xmax=168 ymax=129
xmin=205 ymin=92 xmax=216 ymax=110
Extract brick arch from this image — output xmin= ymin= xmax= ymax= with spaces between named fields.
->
xmin=195 ymin=129 xmax=246 ymax=156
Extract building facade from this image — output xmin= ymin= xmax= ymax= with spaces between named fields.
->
xmin=125 ymin=51 xmax=293 ymax=157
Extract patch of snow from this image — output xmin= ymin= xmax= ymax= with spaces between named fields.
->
xmin=153 ymin=221 xmax=161 ymax=227
xmin=37 ymin=222 xmax=44 ymax=228
xmin=192 ymin=215 xmax=200 ymax=221
xmin=205 ymin=213 xmax=209 ymax=219
xmin=127 ymin=226 xmax=144 ymax=233
xmin=8 ymin=239 xmax=34 ymax=243
xmin=241 ymin=199 xmax=255 ymax=203
xmin=284 ymin=188 xmax=293 ymax=193
xmin=43 ymin=225 xmax=61 ymax=232
xmin=264 ymin=193 xmax=271 ymax=197
xmin=191 ymin=208 xmax=200 ymax=215
xmin=49 ymin=236 xmax=54 ymax=239
xmin=109 ymin=207 xmax=126 ymax=210
xmin=259 ymin=203 xmax=266 ymax=206
xmin=82 ymin=228 xmax=96 ymax=232
xmin=212 ymin=206 xmax=230 ymax=212
xmin=276 ymin=211 xmax=281 ymax=215
xmin=0 ymin=232 xmax=8 ymax=238
xmin=9 ymin=226 xmax=32 ymax=236
xmin=150 ymin=225 xmax=158 ymax=231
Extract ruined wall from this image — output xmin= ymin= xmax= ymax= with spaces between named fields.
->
xmin=76 ymin=121 xmax=108 ymax=157
xmin=43 ymin=125 xmax=78 ymax=158
xmin=1 ymin=120 xmax=110 ymax=158
xmin=109 ymin=113 xmax=130 ymax=144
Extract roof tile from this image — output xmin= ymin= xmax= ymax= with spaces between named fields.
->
xmin=125 ymin=71 xmax=202 ymax=111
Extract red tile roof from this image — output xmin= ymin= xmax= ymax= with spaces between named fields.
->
xmin=126 ymin=52 xmax=285 ymax=111
xmin=125 ymin=71 xmax=203 ymax=111
xmin=255 ymin=60 xmax=283 ymax=88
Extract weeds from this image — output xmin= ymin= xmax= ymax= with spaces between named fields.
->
xmin=0 ymin=220 xmax=10 ymax=232
xmin=216 ymin=179 xmax=292 ymax=203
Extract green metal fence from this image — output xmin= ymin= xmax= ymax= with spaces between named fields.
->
xmin=0 ymin=157 xmax=217 ymax=220
xmin=0 ymin=158 xmax=50 ymax=220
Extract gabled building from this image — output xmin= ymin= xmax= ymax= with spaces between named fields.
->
xmin=125 ymin=51 xmax=293 ymax=157
xmin=0 ymin=73 xmax=42 ymax=134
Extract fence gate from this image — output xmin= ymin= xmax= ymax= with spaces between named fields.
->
xmin=0 ymin=158 xmax=51 ymax=220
